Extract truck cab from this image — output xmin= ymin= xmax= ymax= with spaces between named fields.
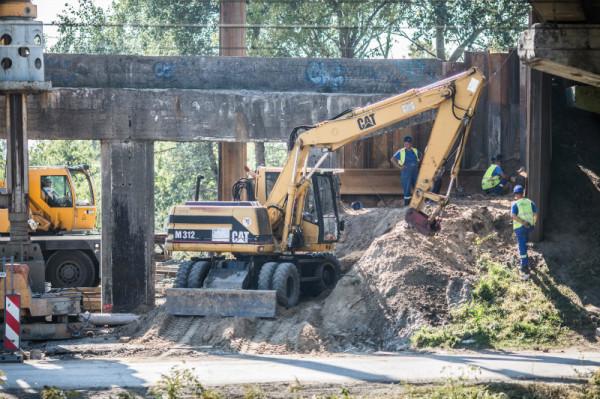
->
xmin=0 ymin=165 xmax=97 ymax=234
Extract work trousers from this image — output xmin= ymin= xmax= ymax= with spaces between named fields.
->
xmin=514 ymin=226 xmax=531 ymax=272
xmin=401 ymin=165 xmax=418 ymax=206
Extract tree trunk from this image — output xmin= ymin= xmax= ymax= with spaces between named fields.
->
xmin=255 ymin=142 xmax=266 ymax=166
xmin=433 ymin=0 xmax=448 ymax=60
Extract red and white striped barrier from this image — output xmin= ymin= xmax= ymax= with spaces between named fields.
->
xmin=3 ymin=294 xmax=20 ymax=352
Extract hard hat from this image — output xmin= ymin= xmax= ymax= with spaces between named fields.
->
xmin=403 ymin=135 xmax=413 ymax=143
xmin=513 ymin=185 xmax=524 ymax=194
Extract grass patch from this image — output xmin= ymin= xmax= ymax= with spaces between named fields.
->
xmin=412 ymin=257 xmax=568 ymax=349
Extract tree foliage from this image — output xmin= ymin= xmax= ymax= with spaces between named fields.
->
xmin=247 ymin=0 xmax=407 ymax=59
xmin=406 ymin=0 xmax=529 ymax=61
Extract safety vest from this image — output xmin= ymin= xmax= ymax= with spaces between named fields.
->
xmin=398 ymin=148 xmax=420 ymax=166
xmin=513 ymin=198 xmax=535 ymax=230
xmin=481 ymin=164 xmax=501 ymax=190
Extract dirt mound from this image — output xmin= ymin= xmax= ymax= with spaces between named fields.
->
xmin=121 ymin=201 xmax=514 ymax=354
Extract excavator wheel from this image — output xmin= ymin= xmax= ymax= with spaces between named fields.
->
xmin=174 ymin=260 xmax=195 ymax=288
xmin=272 ymin=262 xmax=300 ymax=308
xmin=257 ymin=262 xmax=279 ymax=290
xmin=315 ymin=257 xmax=341 ymax=293
xmin=186 ymin=261 xmax=211 ymax=288
xmin=46 ymin=250 xmax=96 ymax=288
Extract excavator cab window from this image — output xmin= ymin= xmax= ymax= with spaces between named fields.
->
xmin=265 ymin=171 xmax=279 ymax=199
xmin=313 ymin=173 xmax=340 ymax=243
xmin=41 ymin=175 xmax=73 ymax=208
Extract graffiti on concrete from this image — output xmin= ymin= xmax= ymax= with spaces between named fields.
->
xmin=305 ymin=61 xmax=346 ymax=91
xmin=154 ymin=62 xmax=175 ymax=79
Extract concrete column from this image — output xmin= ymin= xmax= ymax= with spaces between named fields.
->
xmin=218 ymin=142 xmax=247 ymax=200
xmin=218 ymin=0 xmax=247 ymax=200
xmin=101 ymin=140 xmax=154 ymax=312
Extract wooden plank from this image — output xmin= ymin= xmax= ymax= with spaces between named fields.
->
xmin=525 ymin=68 xmax=553 ymax=241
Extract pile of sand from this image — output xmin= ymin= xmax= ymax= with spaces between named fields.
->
xmin=120 ymin=200 xmax=515 ymax=354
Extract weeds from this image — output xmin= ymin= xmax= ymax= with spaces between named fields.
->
xmin=412 ymin=258 xmax=565 ymax=349
xmin=150 ymin=366 xmax=221 ymax=399
xmin=243 ymin=385 xmax=266 ymax=399
xmin=40 ymin=386 xmax=80 ymax=399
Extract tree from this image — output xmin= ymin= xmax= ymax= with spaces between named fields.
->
xmin=52 ymin=0 xmax=219 ymax=56
xmin=154 ymin=142 xmax=218 ymax=228
xmin=406 ymin=0 xmax=529 ymax=61
xmin=247 ymin=0 xmax=407 ymax=59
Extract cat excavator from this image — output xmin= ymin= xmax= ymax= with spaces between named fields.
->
xmin=165 ymin=67 xmax=485 ymax=318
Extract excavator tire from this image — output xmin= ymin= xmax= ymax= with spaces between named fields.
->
xmin=187 ymin=261 xmax=211 ymax=288
xmin=313 ymin=256 xmax=341 ymax=295
xmin=257 ymin=262 xmax=279 ymax=290
xmin=174 ymin=260 xmax=194 ymax=288
xmin=46 ymin=250 xmax=96 ymax=288
xmin=272 ymin=262 xmax=300 ymax=308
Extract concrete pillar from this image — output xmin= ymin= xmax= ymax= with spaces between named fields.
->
xmin=218 ymin=0 xmax=247 ymax=200
xmin=218 ymin=142 xmax=247 ymax=200
xmin=101 ymin=140 xmax=155 ymax=312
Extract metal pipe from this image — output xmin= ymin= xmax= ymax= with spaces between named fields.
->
xmin=81 ymin=312 xmax=139 ymax=326
xmin=303 ymin=151 xmax=330 ymax=183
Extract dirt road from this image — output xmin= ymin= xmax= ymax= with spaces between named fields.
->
xmin=4 ymin=350 xmax=600 ymax=391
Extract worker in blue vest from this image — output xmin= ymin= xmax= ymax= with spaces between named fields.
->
xmin=511 ymin=185 xmax=538 ymax=281
xmin=391 ymin=135 xmax=421 ymax=206
xmin=481 ymin=154 xmax=509 ymax=195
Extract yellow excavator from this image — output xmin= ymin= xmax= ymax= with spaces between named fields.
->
xmin=165 ymin=68 xmax=485 ymax=317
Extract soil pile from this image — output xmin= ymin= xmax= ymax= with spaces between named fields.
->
xmin=120 ymin=201 xmax=515 ymax=354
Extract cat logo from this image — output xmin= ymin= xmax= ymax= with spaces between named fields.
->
xmin=357 ymin=113 xmax=376 ymax=130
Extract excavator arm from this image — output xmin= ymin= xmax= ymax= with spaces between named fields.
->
xmin=266 ymin=67 xmax=485 ymax=247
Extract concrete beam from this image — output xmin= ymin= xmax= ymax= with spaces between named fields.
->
xmin=44 ymin=54 xmax=442 ymax=94
xmin=519 ymin=24 xmax=600 ymax=87
xmin=101 ymin=140 xmax=154 ymax=312
xmin=0 ymin=89 xmax=427 ymax=142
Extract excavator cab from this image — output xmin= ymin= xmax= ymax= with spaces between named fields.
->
xmin=252 ymin=166 xmax=342 ymax=248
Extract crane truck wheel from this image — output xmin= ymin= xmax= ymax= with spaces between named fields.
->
xmin=272 ymin=262 xmax=300 ymax=308
xmin=257 ymin=262 xmax=279 ymax=290
xmin=174 ymin=260 xmax=195 ymax=288
xmin=46 ymin=250 xmax=96 ymax=288
xmin=187 ymin=261 xmax=211 ymax=288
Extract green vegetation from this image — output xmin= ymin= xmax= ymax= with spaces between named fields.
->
xmin=150 ymin=365 xmax=222 ymax=399
xmin=40 ymin=386 xmax=80 ymax=399
xmin=412 ymin=257 xmax=568 ymax=349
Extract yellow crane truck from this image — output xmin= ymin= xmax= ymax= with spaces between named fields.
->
xmin=165 ymin=68 xmax=485 ymax=317
xmin=0 ymin=165 xmax=100 ymax=288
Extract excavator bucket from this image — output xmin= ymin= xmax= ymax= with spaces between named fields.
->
xmin=165 ymin=288 xmax=277 ymax=318
xmin=405 ymin=208 xmax=441 ymax=236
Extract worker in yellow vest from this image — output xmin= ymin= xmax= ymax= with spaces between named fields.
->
xmin=511 ymin=185 xmax=538 ymax=280
xmin=481 ymin=154 xmax=509 ymax=195
xmin=391 ymin=135 xmax=421 ymax=206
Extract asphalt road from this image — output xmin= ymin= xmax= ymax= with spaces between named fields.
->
xmin=3 ymin=350 xmax=600 ymax=391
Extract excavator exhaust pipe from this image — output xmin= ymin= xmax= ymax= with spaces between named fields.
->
xmin=405 ymin=208 xmax=441 ymax=236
